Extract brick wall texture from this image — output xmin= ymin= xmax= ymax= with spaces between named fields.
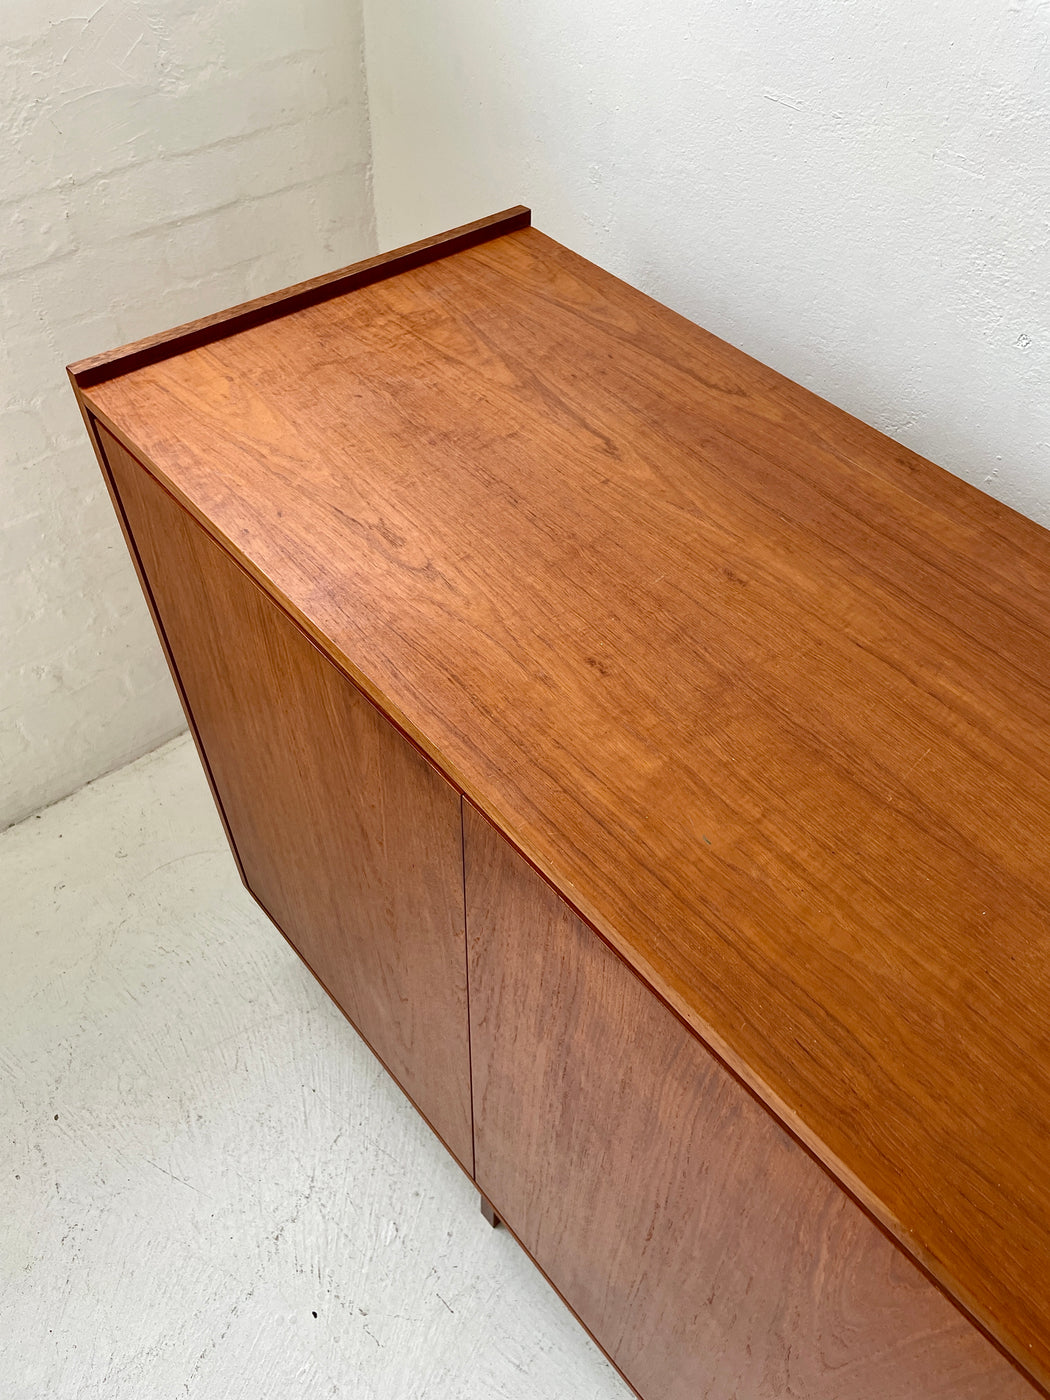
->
xmin=1 ymin=0 xmax=375 ymax=829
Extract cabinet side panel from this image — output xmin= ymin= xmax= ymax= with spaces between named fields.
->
xmin=100 ymin=424 xmax=473 ymax=1171
xmin=464 ymin=801 xmax=1036 ymax=1400
xmin=79 ymin=402 xmax=247 ymax=885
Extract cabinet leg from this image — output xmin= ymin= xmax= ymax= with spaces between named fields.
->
xmin=479 ymin=1192 xmax=500 ymax=1229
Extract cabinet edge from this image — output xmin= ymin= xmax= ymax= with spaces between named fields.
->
xmin=70 ymin=394 xmax=251 ymax=891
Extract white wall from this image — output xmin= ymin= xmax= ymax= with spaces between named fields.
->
xmin=1 ymin=0 xmax=375 ymax=830
xmin=364 ymin=0 xmax=1050 ymax=525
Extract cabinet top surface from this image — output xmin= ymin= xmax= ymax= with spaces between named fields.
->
xmin=82 ymin=214 xmax=1050 ymax=1385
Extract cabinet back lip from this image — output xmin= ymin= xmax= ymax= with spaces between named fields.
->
xmin=66 ymin=205 xmax=532 ymax=391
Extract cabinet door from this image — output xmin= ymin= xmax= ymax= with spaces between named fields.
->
xmin=464 ymin=801 xmax=1034 ymax=1400
xmin=100 ymin=425 xmax=472 ymax=1172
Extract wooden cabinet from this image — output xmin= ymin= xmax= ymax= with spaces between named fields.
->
xmin=70 ymin=207 xmax=1050 ymax=1399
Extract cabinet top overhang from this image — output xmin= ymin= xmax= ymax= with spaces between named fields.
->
xmin=72 ymin=206 xmax=1050 ymax=1391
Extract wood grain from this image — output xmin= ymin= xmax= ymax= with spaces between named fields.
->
xmin=465 ymin=801 xmax=1037 ymax=1400
xmin=68 ymin=206 xmax=530 ymax=388
xmin=80 ymin=222 xmax=1050 ymax=1387
xmin=99 ymin=425 xmax=473 ymax=1172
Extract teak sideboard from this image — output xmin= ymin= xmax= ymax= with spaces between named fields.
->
xmin=70 ymin=207 xmax=1050 ymax=1400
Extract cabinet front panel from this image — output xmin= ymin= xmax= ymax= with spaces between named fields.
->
xmin=464 ymin=801 xmax=1034 ymax=1400
xmin=100 ymin=425 xmax=473 ymax=1171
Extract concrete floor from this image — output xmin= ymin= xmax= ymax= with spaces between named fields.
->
xmin=1 ymin=735 xmax=630 ymax=1399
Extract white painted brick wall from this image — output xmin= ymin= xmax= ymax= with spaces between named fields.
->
xmin=1 ymin=0 xmax=376 ymax=830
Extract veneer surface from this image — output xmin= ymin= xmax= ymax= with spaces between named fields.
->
xmin=78 ymin=212 xmax=1050 ymax=1389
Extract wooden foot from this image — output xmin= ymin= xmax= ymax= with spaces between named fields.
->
xmin=479 ymin=1193 xmax=500 ymax=1229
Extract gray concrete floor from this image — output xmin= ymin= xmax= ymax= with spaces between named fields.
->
xmin=1 ymin=735 xmax=630 ymax=1399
